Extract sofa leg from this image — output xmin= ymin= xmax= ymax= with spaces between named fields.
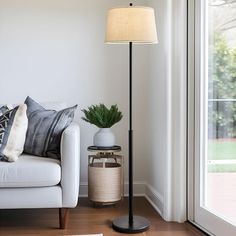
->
xmin=59 ymin=208 xmax=69 ymax=229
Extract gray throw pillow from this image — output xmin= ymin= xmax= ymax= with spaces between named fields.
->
xmin=24 ymin=96 xmax=77 ymax=158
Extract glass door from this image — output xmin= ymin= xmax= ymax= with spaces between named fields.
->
xmin=189 ymin=0 xmax=236 ymax=235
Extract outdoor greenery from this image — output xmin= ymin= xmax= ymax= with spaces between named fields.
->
xmin=208 ymin=32 xmax=236 ymax=138
xmin=208 ymin=163 xmax=236 ymax=172
xmin=81 ymin=104 xmax=123 ymax=128
xmin=208 ymin=139 xmax=236 ymax=160
xmin=206 ymin=2 xmax=236 ymax=172
xmin=208 ymin=140 xmax=236 ymax=172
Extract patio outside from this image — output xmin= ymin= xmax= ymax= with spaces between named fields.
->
xmin=206 ymin=0 xmax=236 ymax=226
xmin=207 ymin=139 xmax=236 ymax=225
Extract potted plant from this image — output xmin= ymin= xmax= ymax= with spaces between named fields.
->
xmin=81 ymin=104 xmax=123 ymax=147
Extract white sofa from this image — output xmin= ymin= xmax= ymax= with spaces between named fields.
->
xmin=0 ymin=102 xmax=80 ymax=229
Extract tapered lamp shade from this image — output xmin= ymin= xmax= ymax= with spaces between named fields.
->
xmin=105 ymin=6 xmax=158 ymax=44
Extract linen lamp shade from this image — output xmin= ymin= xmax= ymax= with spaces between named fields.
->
xmin=105 ymin=6 xmax=158 ymax=44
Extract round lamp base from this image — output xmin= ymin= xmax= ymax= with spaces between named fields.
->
xmin=112 ymin=215 xmax=150 ymax=233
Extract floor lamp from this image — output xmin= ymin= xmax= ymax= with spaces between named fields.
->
xmin=105 ymin=3 xmax=158 ymax=234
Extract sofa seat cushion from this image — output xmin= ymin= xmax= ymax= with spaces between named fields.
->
xmin=0 ymin=154 xmax=61 ymax=187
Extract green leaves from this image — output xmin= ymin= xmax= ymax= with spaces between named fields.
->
xmin=81 ymin=104 xmax=123 ymax=128
xmin=208 ymin=32 xmax=236 ymax=138
xmin=209 ymin=32 xmax=236 ymax=100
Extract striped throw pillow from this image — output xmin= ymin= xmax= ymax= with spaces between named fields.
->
xmin=24 ymin=96 xmax=77 ymax=158
xmin=0 ymin=104 xmax=13 ymax=116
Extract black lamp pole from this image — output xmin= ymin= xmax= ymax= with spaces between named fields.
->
xmin=112 ymin=3 xmax=150 ymax=234
xmin=128 ymin=40 xmax=133 ymax=225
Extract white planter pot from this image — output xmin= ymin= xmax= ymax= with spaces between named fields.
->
xmin=93 ymin=128 xmax=115 ymax=147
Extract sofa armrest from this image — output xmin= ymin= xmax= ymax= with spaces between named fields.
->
xmin=60 ymin=122 xmax=80 ymax=207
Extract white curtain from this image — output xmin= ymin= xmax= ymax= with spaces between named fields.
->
xmin=163 ymin=0 xmax=187 ymax=223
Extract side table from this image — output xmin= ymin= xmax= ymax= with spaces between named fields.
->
xmin=87 ymin=146 xmax=124 ymax=205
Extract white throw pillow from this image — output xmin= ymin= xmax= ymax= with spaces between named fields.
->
xmin=0 ymin=104 xmax=28 ymax=162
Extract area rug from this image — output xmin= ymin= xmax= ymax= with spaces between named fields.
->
xmin=78 ymin=235 xmax=103 ymax=236
xmin=67 ymin=234 xmax=103 ymax=236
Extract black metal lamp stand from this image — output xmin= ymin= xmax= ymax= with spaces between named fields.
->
xmin=112 ymin=7 xmax=150 ymax=231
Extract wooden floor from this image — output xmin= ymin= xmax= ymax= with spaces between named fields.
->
xmin=0 ymin=197 xmax=206 ymax=236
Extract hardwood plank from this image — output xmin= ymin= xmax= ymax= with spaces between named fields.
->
xmin=0 ymin=197 xmax=206 ymax=236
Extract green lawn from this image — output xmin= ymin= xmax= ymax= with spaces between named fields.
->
xmin=208 ymin=139 xmax=236 ymax=160
xmin=208 ymin=139 xmax=236 ymax=172
xmin=208 ymin=164 xmax=236 ymax=172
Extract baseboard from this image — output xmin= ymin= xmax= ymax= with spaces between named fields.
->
xmin=79 ymin=182 xmax=89 ymax=197
xmin=79 ymin=181 xmax=146 ymax=197
xmin=79 ymin=181 xmax=164 ymax=218
xmin=145 ymin=184 xmax=164 ymax=217
xmin=123 ymin=181 xmax=146 ymax=196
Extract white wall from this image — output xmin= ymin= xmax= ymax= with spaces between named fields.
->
xmin=0 ymin=0 xmax=149 ymax=190
xmin=146 ymin=0 xmax=187 ymax=221
xmin=141 ymin=0 xmax=169 ymax=216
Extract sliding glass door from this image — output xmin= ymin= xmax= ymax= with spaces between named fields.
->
xmin=189 ymin=0 xmax=236 ymax=235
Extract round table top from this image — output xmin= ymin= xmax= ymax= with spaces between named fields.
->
xmin=87 ymin=145 xmax=121 ymax=152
